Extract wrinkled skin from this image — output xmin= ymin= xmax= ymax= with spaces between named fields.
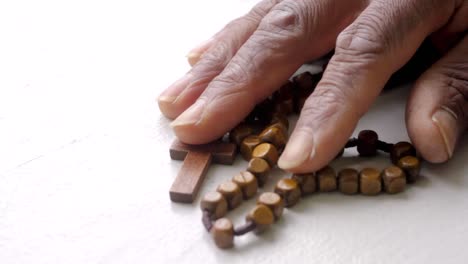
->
xmin=158 ymin=0 xmax=468 ymax=173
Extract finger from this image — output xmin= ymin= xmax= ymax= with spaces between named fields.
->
xmin=278 ymin=0 xmax=460 ymax=173
xmin=430 ymin=1 xmax=468 ymax=53
xmin=158 ymin=0 xmax=281 ymax=119
xmin=170 ymin=0 xmax=367 ymax=144
xmin=407 ymin=35 xmax=468 ymax=163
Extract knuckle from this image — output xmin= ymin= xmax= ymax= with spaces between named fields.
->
xmin=336 ymin=14 xmax=388 ymax=61
xmin=255 ymin=1 xmax=308 ymax=45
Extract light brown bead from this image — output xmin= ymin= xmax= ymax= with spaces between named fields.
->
xmin=317 ymin=166 xmax=337 ymax=192
xmin=382 ymin=166 xmax=406 ymax=194
xmin=252 ymin=143 xmax=279 ymax=167
xmin=240 ymin=135 xmax=261 ymax=161
xmin=217 ymin=181 xmax=243 ymax=210
xmin=247 ymin=204 xmax=275 ymax=226
xmin=257 ymin=192 xmax=284 ymax=221
xmin=391 ymin=141 xmax=417 ymax=165
xmin=292 ymin=173 xmax=317 ymax=195
xmin=397 ymin=155 xmax=421 ymax=183
xmin=338 ymin=168 xmax=359 ymax=195
xmin=229 ymin=124 xmax=254 ymax=146
xmin=274 ymin=178 xmax=301 ymax=207
xmin=270 ymin=113 xmax=289 ymax=131
xmin=259 ymin=125 xmax=288 ymax=150
xmin=360 ymin=168 xmax=382 ymax=195
xmin=211 ymin=218 xmax=234 ymax=249
xmin=247 ymin=158 xmax=271 ymax=187
xmin=200 ymin=191 xmax=228 ymax=220
xmin=232 ymin=171 xmax=258 ymax=200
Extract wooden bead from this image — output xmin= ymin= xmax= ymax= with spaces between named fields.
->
xmin=273 ymin=81 xmax=295 ymax=115
xmin=268 ymin=122 xmax=289 ymax=138
xmin=293 ymin=72 xmax=319 ymax=113
xmin=338 ymin=168 xmax=359 ymax=195
xmin=248 ymin=98 xmax=275 ymax=126
xmin=200 ymin=191 xmax=228 ymax=220
xmin=382 ymin=166 xmax=406 ymax=194
xmin=259 ymin=125 xmax=288 ymax=150
xmin=274 ymin=178 xmax=301 ymax=207
xmin=317 ymin=166 xmax=337 ymax=192
xmin=291 ymin=173 xmax=317 ymax=195
xmin=240 ymin=135 xmax=261 ymax=161
xmin=270 ymin=113 xmax=289 ymax=131
xmin=211 ymin=218 xmax=234 ymax=249
xmin=257 ymin=192 xmax=284 ymax=221
xmin=357 ymin=130 xmax=378 ymax=157
xmin=359 ymin=168 xmax=382 ymax=195
xmin=229 ymin=124 xmax=254 ymax=146
xmin=217 ymin=181 xmax=243 ymax=210
xmin=293 ymin=71 xmax=319 ymax=94
xmin=247 ymin=204 xmax=275 ymax=226
xmin=247 ymin=157 xmax=271 ymax=187
xmin=391 ymin=141 xmax=417 ymax=164
xmin=252 ymin=143 xmax=279 ymax=167
xmin=397 ymin=156 xmax=421 ymax=183
xmin=232 ymin=171 xmax=258 ymax=200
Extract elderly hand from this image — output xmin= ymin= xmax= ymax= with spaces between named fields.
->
xmin=158 ymin=0 xmax=467 ymax=173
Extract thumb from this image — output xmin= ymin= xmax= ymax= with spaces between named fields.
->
xmin=406 ymin=35 xmax=468 ymax=163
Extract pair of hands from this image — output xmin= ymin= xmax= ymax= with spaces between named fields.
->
xmin=159 ymin=0 xmax=467 ymax=173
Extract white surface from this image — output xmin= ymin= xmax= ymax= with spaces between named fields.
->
xmin=1 ymin=0 xmax=467 ymax=263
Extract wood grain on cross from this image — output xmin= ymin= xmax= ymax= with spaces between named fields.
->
xmin=169 ymin=139 xmax=237 ymax=203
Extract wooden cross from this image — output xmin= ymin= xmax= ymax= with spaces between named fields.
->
xmin=169 ymin=139 xmax=237 ymax=203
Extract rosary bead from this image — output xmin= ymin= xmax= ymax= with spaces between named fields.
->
xmin=397 ymin=156 xmax=421 ymax=183
xmin=338 ymin=168 xmax=359 ymax=195
xmin=252 ymin=143 xmax=279 ymax=167
xmin=249 ymin=98 xmax=275 ymax=126
xmin=293 ymin=72 xmax=319 ymax=113
xmin=240 ymin=135 xmax=261 ymax=161
xmin=293 ymin=71 xmax=319 ymax=95
xmin=259 ymin=125 xmax=288 ymax=150
xmin=274 ymin=178 xmax=302 ymax=207
xmin=357 ymin=130 xmax=379 ymax=157
xmin=317 ymin=166 xmax=337 ymax=192
xmin=382 ymin=166 xmax=406 ymax=194
xmin=247 ymin=204 xmax=275 ymax=226
xmin=232 ymin=171 xmax=258 ymax=200
xmin=200 ymin=191 xmax=228 ymax=220
xmin=217 ymin=181 xmax=243 ymax=210
xmin=257 ymin=192 xmax=284 ymax=221
xmin=270 ymin=112 xmax=289 ymax=131
xmin=247 ymin=158 xmax=271 ymax=187
xmin=359 ymin=168 xmax=382 ymax=195
xmin=229 ymin=123 xmax=254 ymax=146
xmin=212 ymin=218 xmax=234 ymax=249
xmin=292 ymin=173 xmax=317 ymax=195
xmin=273 ymin=81 xmax=295 ymax=115
xmin=390 ymin=141 xmax=417 ymax=165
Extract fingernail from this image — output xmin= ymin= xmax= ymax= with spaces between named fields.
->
xmin=158 ymin=73 xmax=193 ymax=104
xmin=432 ymin=106 xmax=458 ymax=160
xmin=170 ymin=99 xmax=206 ymax=128
xmin=186 ymin=38 xmax=213 ymax=66
xmin=278 ymin=130 xmax=315 ymax=170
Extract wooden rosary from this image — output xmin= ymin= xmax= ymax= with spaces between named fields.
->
xmin=169 ymin=71 xmax=421 ymax=249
